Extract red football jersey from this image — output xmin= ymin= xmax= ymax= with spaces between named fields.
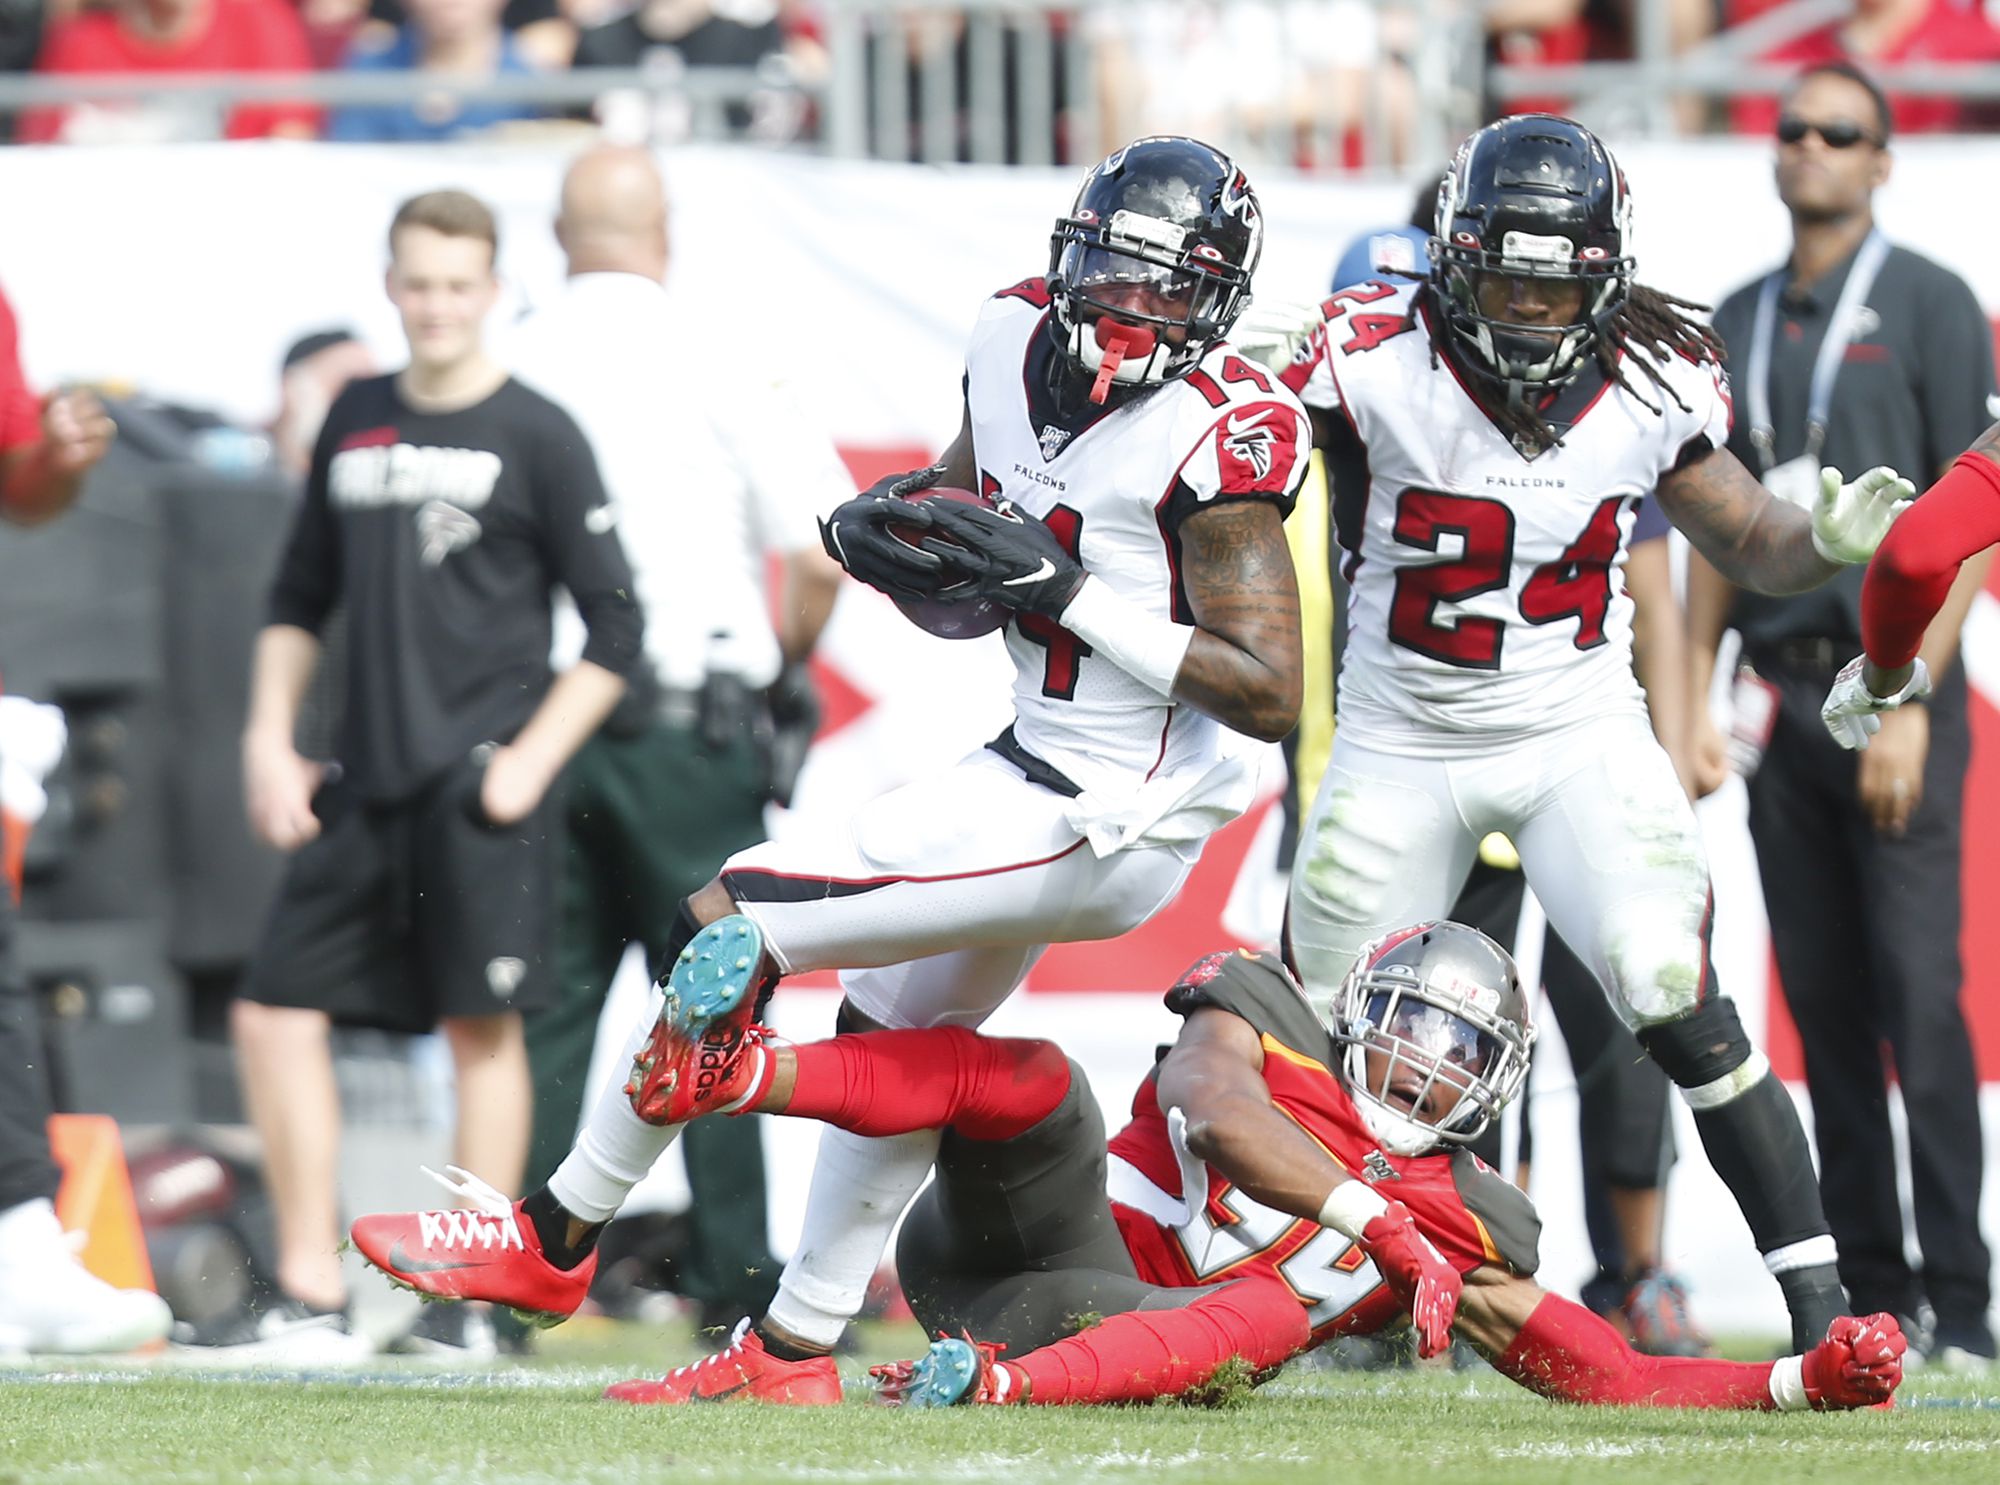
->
xmin=1105 ymin=949 xmax=1539 ymax=1344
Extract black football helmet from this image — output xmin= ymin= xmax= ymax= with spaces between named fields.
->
xmin=1048 ymin=136 xmax=1262 ymax=396
xmin=1431 ymin=114 xmax=1633 ymax=403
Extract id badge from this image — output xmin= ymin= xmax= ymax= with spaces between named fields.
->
xmin=1762 ymin=454 xmax=1820 ymax=511
xmin=1728 ymin=667 xmax=1781 ymax=781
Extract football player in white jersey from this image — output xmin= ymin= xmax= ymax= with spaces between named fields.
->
xmin=1243 ymin=116 xmax=1912 ymax=1354
xmin=349 ymin=136 xmax=1313 ymax=1401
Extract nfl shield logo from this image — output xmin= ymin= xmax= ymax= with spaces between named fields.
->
xmin=1038 ymin=424 xmax=1071 ymax=461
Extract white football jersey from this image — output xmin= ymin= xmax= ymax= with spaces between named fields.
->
xmin=963 ymin=278 xmax=1311 ymax=803
xmin=1281 ymin=278 xmax=1730 ymax=755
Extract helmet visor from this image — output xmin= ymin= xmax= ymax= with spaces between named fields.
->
xmin=1057 ymin=242 xmax=1219 ymax=342
xmin=1358 ymin=988 xmax=1502 ymax=1127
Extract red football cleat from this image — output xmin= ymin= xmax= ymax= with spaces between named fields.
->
xmin=626 ymin=916 xmax=776 ymax=1126
xmin=350 ymin=1166 xmax=593 ymax=1327
xmin=604 ymin=1319 xmax=843 ymax=1405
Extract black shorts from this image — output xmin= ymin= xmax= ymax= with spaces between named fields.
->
xmin=895 ymin=1059 xmax=1207 ymax=1352
xmin=241 ymin=755 xmax=557 ymax=1031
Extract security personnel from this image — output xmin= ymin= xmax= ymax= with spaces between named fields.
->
xmin=1689 ymin=61 xmax=1997 ymax=1369
xmin=505 ymin=146 xmax=847 ymax=1332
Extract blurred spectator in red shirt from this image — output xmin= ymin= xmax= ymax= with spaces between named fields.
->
xmin=1735 ymin=0 xmax=2000 ymax=135
xmin=299 ymin=0 xmax=377 ymax=70
xmin=1488 ymin=0 xmax=1714 ymax=125
xmin=19 ymin=0 xmax=321 ymax=143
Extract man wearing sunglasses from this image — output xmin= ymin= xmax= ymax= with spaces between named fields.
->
xmin=1688 ymin=60 xmax=1998 ymax=1371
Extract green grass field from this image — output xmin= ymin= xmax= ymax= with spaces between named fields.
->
xmin=4 ymin=1319 xmax=1998 ymax=1485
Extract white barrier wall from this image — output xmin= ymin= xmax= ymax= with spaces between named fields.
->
xmin=3 ymin=137 xmax=1997 ymax=1339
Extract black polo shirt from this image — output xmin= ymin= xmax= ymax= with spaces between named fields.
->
xmin=1711 ymin=237 xmax=1995 ymax=649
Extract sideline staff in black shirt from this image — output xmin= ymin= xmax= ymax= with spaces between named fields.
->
xmin=226 ymin=190 xmax=640 ymax=1357
xmin=1689 ymin=62 xmax=1997 ymax=1370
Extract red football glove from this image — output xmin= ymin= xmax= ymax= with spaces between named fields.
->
xmin=1802 ymin=1313 xmax=1907 ymax=1409
xmin=1358 ymin=1201 xmax=1462 ymax=1359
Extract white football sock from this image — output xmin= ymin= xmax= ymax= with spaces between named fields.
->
xmin=547 ymin=1013 xmax=681 ymax=1224
xmin=763 ymin=1125 xmax=942 ymax=1350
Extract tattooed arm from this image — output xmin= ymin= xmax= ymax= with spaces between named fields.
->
xmin=1171 ymin=500 xmax=1305 ymax=741
xmin=1653 ymin=446 xmax=1842 ymax=596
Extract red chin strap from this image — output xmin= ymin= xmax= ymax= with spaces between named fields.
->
xmin=1089 ymin=320 xmax=1157 ymax=404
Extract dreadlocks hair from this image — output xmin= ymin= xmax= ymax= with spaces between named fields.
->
xmin=1422 ymin=281 xmax=1727 ymax=455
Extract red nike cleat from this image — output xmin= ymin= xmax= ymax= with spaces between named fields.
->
xmin=604 ymin=1319 xmax=843 ymax=1405
xmin=626 ymin=916 xmax=777 ymax=1126
xmin=350 ymin=1166 xmax=594 ymax=1327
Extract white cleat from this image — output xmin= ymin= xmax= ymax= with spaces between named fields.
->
xmin=0 ymin=1198 xmax=173 ymax=1355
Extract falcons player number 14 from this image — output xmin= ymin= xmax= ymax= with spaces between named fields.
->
xmin=976 ymin=466 xmax=1094 ymax=701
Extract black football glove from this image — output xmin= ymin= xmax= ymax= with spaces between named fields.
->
xmin=817 ymin=464 xmax=949 ymax=602
xmin=919 ymin=500 xmax=1086 ymax=617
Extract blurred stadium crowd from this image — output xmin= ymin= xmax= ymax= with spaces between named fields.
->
xmin=0 ymin=0 xmax=1998 ymax=159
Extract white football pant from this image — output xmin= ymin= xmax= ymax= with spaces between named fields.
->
xmin=1288 ymin=710 xmax=1715 ymax=1028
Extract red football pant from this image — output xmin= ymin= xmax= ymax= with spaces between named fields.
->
xmin=781 ymin=1027 xmax=1073 ymax=1141
xmin=1862 ymin=450 xmax=2000 ymax=668
xmin=1008 ymin=1276 xmax=1311 ymax=1405
xmin=1497 ymin=1292 xmax=1776 ymax=1408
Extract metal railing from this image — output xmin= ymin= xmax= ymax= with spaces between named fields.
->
xmin=817 ymin=0 xmax=1484 ymax=170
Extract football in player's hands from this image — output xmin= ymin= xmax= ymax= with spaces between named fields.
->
xmin=1801 ymin=1313 xmax=1907 ymax=1409
xmin=887 ymin=487 xmax=1010 ymax=640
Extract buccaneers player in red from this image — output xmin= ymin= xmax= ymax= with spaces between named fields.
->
xmin=357 ymin=916 xmax=1904 ymax=1410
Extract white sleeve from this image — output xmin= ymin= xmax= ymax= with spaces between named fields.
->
xmin=1656 ymin=353 xmax=1734 ymax=475
xmin=711 ymin=374 xmax=855 ymax=555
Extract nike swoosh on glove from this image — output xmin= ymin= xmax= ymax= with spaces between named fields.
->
xmin=1812 ymin=465 xmax=1915 ymax=565
xmin=1821 ymin=654 xmax=1932 ymax=750
xmin=818 ymin=480 xmax=950 ymax=603
xmin=1228 ymin=296 xmax=1329 ymax=377
xmin=1801 ymin=1313 xmax=1907 ymax=1409
xmin=1357 ymin=1201 xmax=1462 ymax=1360
xmin=919 ymin=500 xmax=1086 ymax=617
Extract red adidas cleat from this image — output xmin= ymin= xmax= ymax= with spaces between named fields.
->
xmin=604 ymin=1319 xmax=843 ymax=1405
xmin=350 ymin=1166 xmax=594 ymax=1327
xmin=627 ymin=916 xmax=776 ymax=1126
xmin=871 ymin=1335 xmax=1018 ymax=1406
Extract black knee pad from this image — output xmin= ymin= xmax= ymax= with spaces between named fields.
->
xmin=835 ymin=999 xmax=886 ymax=1036
xmin=1636 ymin=996 xmax=1753 ymax=1091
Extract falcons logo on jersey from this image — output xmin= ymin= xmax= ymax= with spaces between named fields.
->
xmin=417 ymin=500 xmax=482 ymax=567
xmin=1223 ymin=409 xmax=1277 ymax=480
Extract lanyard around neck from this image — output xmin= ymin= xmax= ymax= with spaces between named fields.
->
xmin=1745 ymin=228 xmax=1889 ymax=471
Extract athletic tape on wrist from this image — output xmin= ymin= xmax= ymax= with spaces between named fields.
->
xmin=1059 ymin=578 xmax=1195 ymax=699
xmin=1768 ymin=1354 xmax=1810 ymax=1411
xmin=1318 ymin=1179 xmax=1392 ymax=1240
